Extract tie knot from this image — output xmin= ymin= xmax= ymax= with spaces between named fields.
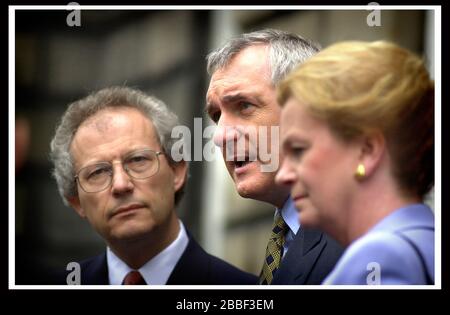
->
xmin=122 ymin=271 xmax=147 ymax=285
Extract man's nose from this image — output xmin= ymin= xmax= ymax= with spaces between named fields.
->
xmin=275 ymin=159 xmax=297 ymax=187
xmin=213 ymin=125 xmax=241 ymax=148
xmin=111 ymin=163 xmax=134 ymax=196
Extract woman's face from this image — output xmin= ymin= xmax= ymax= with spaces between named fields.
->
xmin=276 ymin=97 xmax=361 ymax=232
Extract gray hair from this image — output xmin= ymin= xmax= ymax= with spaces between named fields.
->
xmin=207 ymin=28 xmax=321 ymax=84
xmin=50 ymin=86 xmax=186 ymax=206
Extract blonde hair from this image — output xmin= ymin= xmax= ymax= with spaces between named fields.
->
xmin=278 ymin=40 xmax=434 ymax=199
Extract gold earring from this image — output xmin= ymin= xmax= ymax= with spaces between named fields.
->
xmin=355 ymin=163 xmax=366 ymax=179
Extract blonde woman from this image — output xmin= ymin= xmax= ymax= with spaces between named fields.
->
xmin=276 ymin=41 xmax=434 ymax=285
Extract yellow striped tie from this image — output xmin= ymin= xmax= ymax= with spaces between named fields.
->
xmin=259 ymin=213 xmax=288 ymax=284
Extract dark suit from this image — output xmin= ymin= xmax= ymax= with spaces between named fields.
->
xmin=271 ymin=228 xmax=343 ymax=284
xmin=56 ymin=233 xmax=257 ymax=285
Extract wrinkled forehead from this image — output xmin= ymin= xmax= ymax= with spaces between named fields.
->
xmin=206 ymin=54 xmax=273 ymax=106
xmin=209 ymin=46 xmax=271 ymax=83
xmin=80 ymin=106 xmax=133 ymax=129
xmin=82 ymin=111 xmax=116 ymax=134
xmin=70 ymin=107 xmax=159 ymax=159
xmin=77 ymin=107 xmax=156 ymax=136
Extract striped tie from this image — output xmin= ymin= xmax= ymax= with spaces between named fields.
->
xmin=260 ymin=213 xmax=288 ymax=284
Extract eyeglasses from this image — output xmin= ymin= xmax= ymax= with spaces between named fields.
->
xmin=74 ymin=149 xmax=164 ymax=193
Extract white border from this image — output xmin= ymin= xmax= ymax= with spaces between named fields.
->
xmin=8 ymin=5 xmax=441 ymax=10
xmin=433 ymin=6 xmax=442 ymax=290
xmin=9 ymin=5 xmax=442 ymax=290
xmin=9 ymin=5 xmax=16 ymax=288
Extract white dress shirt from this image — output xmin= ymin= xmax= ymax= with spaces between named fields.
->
xmin=277 ymin=196 xmax=300 ymax=259
xmin=107 ymin=220 xmax=189 ymax=285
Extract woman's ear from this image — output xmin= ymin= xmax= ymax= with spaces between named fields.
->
xmin=358 ymin=131 xmax=386 ymax=179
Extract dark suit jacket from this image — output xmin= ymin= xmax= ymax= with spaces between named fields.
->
xmin=271 ymin=228 xmax=343 ymax=284
xmin=56 ymin=233 xmax=257 ymax=285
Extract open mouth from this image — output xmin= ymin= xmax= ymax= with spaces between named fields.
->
xmin=235 ymin=160 xmax=251 ymax=168
xmin=233 ymin=155 xmax=255 ymax=168
xmin=232 ymin=155 xmax=259 ymax=175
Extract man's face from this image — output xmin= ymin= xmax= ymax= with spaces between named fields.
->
xmin=68 ymin=107 xmax=186 ymax=245
xmin=206 ymin=45 xmax=288 ymax=207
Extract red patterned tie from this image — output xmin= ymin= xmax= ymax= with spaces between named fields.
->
xmin=122 ymin=271 xmax=147 ymax=285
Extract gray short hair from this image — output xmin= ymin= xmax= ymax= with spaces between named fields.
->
xmin=206 ymin=28 xmax=321 ymax=84
xmin=50 ymin=86 xmax=186 ymax=206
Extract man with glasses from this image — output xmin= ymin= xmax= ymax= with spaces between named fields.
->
xmin=49 ymin=86 xmax=257 ymax=285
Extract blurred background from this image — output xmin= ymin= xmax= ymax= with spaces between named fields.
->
xmin=14 ymin=8 xmax=436 ymax=284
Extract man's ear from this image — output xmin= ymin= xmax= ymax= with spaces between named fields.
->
xmin=358 ymin=131 xmax=386 ymax=178
xmin=171 ymin=161 xmax=188 ymax=193
xmin=67 ymin=195 xmax=87 ymax=219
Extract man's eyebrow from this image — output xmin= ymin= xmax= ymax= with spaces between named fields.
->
xmin=204 ymin=93 xmax=245 ymax=116
xmin=223 ymin=92 xmax=265 ymax=106
xmin=205 ymin=92 xmax=264 ymax=116
xmin=222 ymin=93 xmax=245 ymax=103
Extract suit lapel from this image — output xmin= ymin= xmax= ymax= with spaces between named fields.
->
xmin=81 ymin=253 xmax=109 ymax=285
xmin=272 ymin=228 xmax=325 ymax=284
xmin=166 ymin=234 xmax=209 ymax=284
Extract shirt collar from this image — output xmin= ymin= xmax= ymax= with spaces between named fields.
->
xmin=278 ymin=196 xmax=300 ymax=235
xmin=107 ymin=220 xmax=189 ymax=285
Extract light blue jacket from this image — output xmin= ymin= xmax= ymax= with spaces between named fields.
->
xmin=323 ymin=204 xmax=434 ymax=285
